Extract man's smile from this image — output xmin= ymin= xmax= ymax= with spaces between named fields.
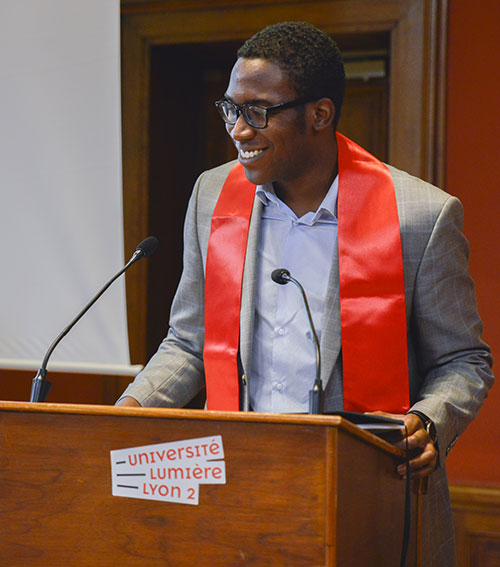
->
xmin=238 ymin=147 xmax=266 ymax=161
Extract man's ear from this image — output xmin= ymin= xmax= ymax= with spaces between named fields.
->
xmin=311 ymin=98 xmax=335 ymax=130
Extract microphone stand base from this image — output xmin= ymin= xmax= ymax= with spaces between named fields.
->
xmin=30 ymin=371 xmax=53 ymax=403
xmin=309 ymin=386 xmax=324 ymax=415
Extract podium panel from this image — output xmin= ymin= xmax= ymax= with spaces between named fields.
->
xmin=0 ymin=402 xmax=416 ymax=566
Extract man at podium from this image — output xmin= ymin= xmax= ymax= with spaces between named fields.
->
xmin=117 ymin=22 xmax=494 ymax=566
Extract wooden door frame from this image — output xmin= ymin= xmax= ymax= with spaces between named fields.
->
xmin=120 ymin=0 xmax=448 ymax=364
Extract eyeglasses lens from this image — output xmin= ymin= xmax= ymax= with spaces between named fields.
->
xmin=217 ymin=101 xmax=267 ymax=129
xmin=245 ymin=106 xmax=266 ymax=128
xmin=222 ymin=102 xmax=238 ymax=123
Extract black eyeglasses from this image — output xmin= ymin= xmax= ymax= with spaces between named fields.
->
xmin=215 ymin=97 xmax=316 ymax=129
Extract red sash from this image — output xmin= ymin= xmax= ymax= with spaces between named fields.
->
xmin=204 ymin=133 xmax=409 ymax=413
xmin=337 ymin=133 xmax=409 ymax=412
xmin=203 ymin=164 xmax=256 ymax=410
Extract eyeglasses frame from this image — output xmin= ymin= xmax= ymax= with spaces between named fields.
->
xmin=215 ymin=96 xmax=318 ymax=129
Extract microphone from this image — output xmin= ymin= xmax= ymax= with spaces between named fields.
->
xmin=30 ymin=236 xmax=159 ymax=403
xmin=271 ymin=268 xmax=324 ymax=414
xmin=134 ymin=235 xmax=159 ymax=258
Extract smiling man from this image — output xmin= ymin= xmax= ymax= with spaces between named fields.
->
xmin=117 ymin=22 xmax=493 ymax=566
xmin=217 ymin=57 xmax=338 ymax=216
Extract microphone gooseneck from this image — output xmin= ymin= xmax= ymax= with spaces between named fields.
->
xmin=30 ymin=236 xmax=159 ymax=403
xmin=271 ymin=267 xmax=324 ymax=414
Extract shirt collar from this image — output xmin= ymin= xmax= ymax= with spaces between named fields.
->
xmin=256 ymin=175 xmax=339 ymax=221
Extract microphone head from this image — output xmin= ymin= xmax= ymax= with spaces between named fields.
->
xmin=271 ymin=268 xmax=291 ymax=285
xmin=136 ymin=236 xmax=159 ymax=258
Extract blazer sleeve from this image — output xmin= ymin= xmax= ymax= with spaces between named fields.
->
xmin=117 ymin=168 xmax=220 ymax=407
xmin=407 ymin=195 xmax=494 ymax=465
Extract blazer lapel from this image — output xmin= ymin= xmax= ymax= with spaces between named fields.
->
xmin=320 ymin=241 xmax=342 ymax=388
xmin=239 ymin=197 xmax=263 ymax=378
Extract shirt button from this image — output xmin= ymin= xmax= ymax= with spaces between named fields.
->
xmin=278 ymin=328 xmax=286 ymax=336
xmin=276 ymin=382 xmax=284 ymax=391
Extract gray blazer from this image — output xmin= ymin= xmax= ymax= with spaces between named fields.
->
xmin=120 ymin=160 xmax=494 ymax=566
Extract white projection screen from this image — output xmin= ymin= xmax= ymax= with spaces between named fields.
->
xmin=0 ymin=1 xmax=140 ymax=376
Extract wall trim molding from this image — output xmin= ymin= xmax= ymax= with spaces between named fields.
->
xmin=451 ymin=484 xmax=500 ymax=511
xmin=120 ymin=0 xmax=448 ymax=368
xmin=451 ymin=484 xmax=500 ymax=567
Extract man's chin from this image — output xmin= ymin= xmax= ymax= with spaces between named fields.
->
xmin=241 ymin=166 xmax=271 ymax=186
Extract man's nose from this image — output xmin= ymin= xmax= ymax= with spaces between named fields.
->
xmin=228 ymin=113 xmax=255 ymax=142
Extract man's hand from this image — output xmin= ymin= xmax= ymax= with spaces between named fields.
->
xmin=370 ymin=411 xmax=438 ymax=479
xmin=115 ymin=396 xmax=141 ymax=408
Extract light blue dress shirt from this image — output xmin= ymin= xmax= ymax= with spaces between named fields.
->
xmin=250 ymin=176 xmax=339 ymax=413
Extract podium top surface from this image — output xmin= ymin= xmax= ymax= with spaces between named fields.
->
xmin=0 ymin=400 xmax=404 ymax=457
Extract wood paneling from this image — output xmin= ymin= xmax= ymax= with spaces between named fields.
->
xmin=451 ymin=486 xmax=500 ymax=567
xmin=0 ymin=369 xmax=129 ymax=406
xmin=341 ymin=81 xmax=388 ymax=161
xmin=120 ymin=0 xmax=448 ymax=374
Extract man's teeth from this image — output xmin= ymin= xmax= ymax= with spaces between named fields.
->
xmin=240 ymin=149 xmax=263 ymax=159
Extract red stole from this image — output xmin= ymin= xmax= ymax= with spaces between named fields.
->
xmin=203 ymin=164 xmax=255 ymax=410
xmin=204 ymin=132 xmax=409 ymax=413
xmin=337 ymin=133 xmax=409 ymax=412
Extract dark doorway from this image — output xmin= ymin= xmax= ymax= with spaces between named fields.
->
xmin=147 ymin=34 xmax=390 ymax=358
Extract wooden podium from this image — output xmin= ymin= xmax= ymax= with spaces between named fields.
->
xmin=0 ymin=401 xmax=417 ymax=566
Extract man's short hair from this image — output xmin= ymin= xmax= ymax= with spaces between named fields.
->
xmin=237 ymin=22 xmax=345 ymax=130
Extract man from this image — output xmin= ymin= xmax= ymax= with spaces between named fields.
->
xmin=117 ymin=22 xmax=493 ymax=565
